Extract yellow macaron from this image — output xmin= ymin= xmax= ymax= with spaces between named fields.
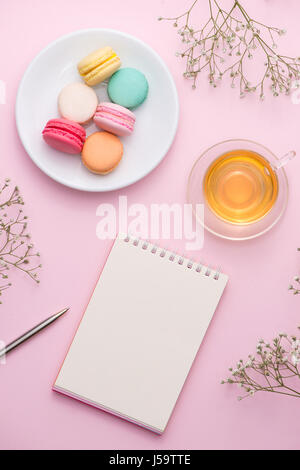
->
xmin=77 ymin=47 xmax=121 ymax=86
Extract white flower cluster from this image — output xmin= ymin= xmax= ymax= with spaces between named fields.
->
xmin=222 ymin=333 xmax=300 ymax=400
xmin=289 ymin=270 xmax=300 ymax=295
xmin=161 ymin=0 xmax=300 ymax=99
xmin=0 ymin=179 xmax=42 ymax=302
xmin=291 ymin=339 xmax=300 ymax=366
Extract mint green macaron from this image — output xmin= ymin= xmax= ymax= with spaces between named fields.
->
xmin=107 ymin=68 xmax=149 ymax=109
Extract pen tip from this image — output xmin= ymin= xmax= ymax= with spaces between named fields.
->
xmin=58 ymin=307 xmax=69 ymax=316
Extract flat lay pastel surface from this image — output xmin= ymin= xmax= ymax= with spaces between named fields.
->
xmin=1 ymin=0 xmax=300 ymax=450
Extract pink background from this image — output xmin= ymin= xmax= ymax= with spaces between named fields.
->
xmin=1 ymin=0 xmax=300 ymax=450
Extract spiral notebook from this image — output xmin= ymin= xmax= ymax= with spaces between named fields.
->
xmin=53 ymin=234 xmax=228 ymax=434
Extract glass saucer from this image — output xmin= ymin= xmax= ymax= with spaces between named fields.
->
xmin=187 ymin=139 xmax=289 ymax=241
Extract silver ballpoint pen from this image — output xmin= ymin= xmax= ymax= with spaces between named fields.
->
xmin=0 ymin=308 xmax=69 ymax=359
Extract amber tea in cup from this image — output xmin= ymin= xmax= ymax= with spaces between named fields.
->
xmin=203 ymin=149 xmax=278 ymax=225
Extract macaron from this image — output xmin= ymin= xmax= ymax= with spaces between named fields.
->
xmin=42 ymin=118 xmax=86 ymax=154
xmin=77 ymin=46 xmax=121 ymax=86
xmin=108 ymin=67 xmax=149 ymax=109
xmin=93 ymin=102 xmax=136 ymax=137
xmin=58 ymin=82 xmax=98 ymax=124
xmin=81 ymin=132 xmax=123 ymax=175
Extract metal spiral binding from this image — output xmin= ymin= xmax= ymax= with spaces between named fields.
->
xmin=121 ymin=234 xmax=221 ymax=281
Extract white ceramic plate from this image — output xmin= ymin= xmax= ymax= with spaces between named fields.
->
xmin=16 ymin=29 xmax=179 ymax=192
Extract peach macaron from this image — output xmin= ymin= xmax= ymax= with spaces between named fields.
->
xmin=81 ymin=132 xmax=123 ymax=175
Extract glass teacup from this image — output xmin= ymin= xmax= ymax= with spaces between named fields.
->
xmin=187 ymin=139 xmax=291 ymax=241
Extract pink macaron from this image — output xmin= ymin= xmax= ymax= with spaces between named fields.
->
xmin=93 ymin=102 xmax=136 ymax=137
xmin=42 ymin=118 xmax=86 ymax=154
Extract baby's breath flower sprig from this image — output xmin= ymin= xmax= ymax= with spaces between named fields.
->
xmin=289 ymin=248 xmax=300 ymax=295
xmin=222 ymin=335 xmax=300 ymax=400
xmin=0 ymin=179 xmax=41 ymax=303
xmin=160 ymin=0 xmax=300 ymax=99
xmin=223 ymin=249 xmax=300 ymax=401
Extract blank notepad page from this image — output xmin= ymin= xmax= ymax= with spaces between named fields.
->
xmin=54 ymin=234 xmax=228 ymax=434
